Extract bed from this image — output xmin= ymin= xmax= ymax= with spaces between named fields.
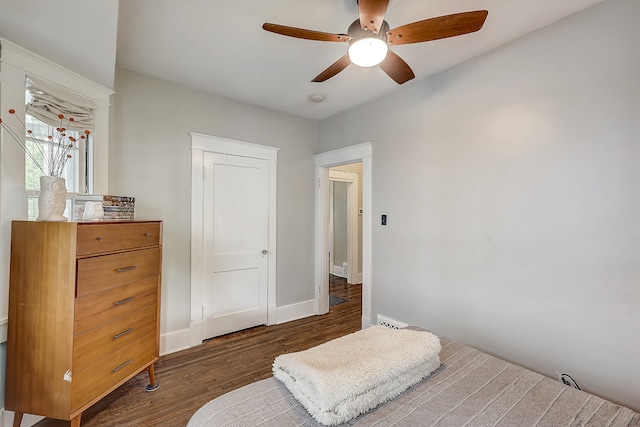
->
xmin=187 ymin=328 xmax=640 ymax=427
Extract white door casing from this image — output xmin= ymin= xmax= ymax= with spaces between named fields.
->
xmin=190 ymin=133 xmax=278 ymax=346
xmin=315 ymin=143 xmax=372 ymax=328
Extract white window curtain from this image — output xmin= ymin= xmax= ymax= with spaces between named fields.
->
xmin=26 ymin=75 xmax=95 ymax=131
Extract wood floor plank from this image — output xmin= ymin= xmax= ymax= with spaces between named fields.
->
xmin=32 ymin=277 xmax=361 ymax=427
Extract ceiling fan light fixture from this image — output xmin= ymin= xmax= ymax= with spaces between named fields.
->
xmin=263 ymin=8 xmax=488 ymax=84
xmin=348 ymin=37 xmax=388 ymax=67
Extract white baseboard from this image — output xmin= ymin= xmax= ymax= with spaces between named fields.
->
xmin=330 ymin=268 xmax=363 ymax=284
xmin=162 ymin=301 xmax=316 ymax=356
xmin=330 ymin=265 xmax=346 ymax=278
xmin=160 ymin=328 xmax=191 ymax=356
xmin=0 ymin=317 xmax=8 ymax=343
xmin=276 ymin=299 xmax=316 ymax=324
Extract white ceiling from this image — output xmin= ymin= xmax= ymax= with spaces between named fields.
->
xmin=116 ymin=0 xmax=605 ymax=120
xmin=0 ymin=0 xmax=118 ymax=90
xmin=1 ymin=0 xmax=606 ymax=122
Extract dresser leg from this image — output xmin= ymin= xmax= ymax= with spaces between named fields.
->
xmin=12 ymin=412 xmax=23 ymax=427
xmin=70 ymin=414 xmax=82 ymax=427
xmin=145 ymin=364 xmax=159 ymax=391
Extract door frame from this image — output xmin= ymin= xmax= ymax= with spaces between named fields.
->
xmin=315 ymin=142 xmax=372 ymax=328
xmin=329 ymin=169 xmax=359 ymax=285
xmin=190 ymin=132 xmax=279 ymax=347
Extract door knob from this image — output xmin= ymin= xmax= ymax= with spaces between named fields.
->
xmin=262 ymin=249 xmax=268 ymax=255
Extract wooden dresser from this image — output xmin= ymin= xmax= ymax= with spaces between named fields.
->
xmin=6 ymin=220 xmax=162 ymax=427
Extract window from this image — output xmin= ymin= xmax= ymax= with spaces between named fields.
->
xmin=24 ymin=77 xmax=95 ymax=220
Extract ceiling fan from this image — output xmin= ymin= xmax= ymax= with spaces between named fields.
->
xmin=262 ymin=0 xmax=488 ymax=84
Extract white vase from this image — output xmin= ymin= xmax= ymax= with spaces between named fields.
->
xmin=37 ymin=176 xmax=68 ymax=221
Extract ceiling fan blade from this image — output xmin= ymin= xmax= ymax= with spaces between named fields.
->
xmin=263 ymin=23 xmax=352 ymax=42
xmin=312 ymin=54 xmax=351 ymax=82
xmin=358 ymin=0 xmax=390 ymax=34
xmin=387 ymin=10 xmax=488 ymax=46
xmin=379 ymin=50 xmax=415 ymax=84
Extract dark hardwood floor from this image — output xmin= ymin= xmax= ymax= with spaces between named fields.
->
xmin=33 ymin=276 xmax=361 ymax=427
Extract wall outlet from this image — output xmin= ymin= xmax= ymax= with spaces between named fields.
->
xmin=557 ymin=372 xmax=581 ymax=390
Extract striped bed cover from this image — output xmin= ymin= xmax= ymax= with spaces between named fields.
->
xmin=187 ymin=335 xmax=640 ymax=426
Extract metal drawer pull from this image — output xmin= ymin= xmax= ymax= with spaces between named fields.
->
xmin=113 ymin=328 xmax=134 ymax=340
xmin=112 ymin=359 xmax=132 ymax=373
xmin=116 ymin=265 xmax=138 ymax=273
xmin=96 ymin=237 xmax=104 ymax=241
xmin=144 ymin=233 xmax=151 ymax=237
xmin=114 ymin=296 xmax=135 ymax=306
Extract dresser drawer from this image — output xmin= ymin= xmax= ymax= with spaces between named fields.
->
xmin=77 ymin=222 xmax=161 ymax=256
xmin=77 ymin=248 xmax=160 ymax=297
xmin=71 ymin=333 xmax=157 ymax=412
xmin=73 ymin=305 xmax=157 ymax=373
xmin=75 ymin=276 xmax=158 ymax=335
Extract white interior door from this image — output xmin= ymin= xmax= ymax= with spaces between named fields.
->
xmin=202 ymin=152 xmax=269 ymax=339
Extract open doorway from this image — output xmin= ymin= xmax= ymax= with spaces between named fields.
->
xmin=329 ymin=165 xmax=362 ymax=285
xmin=315 ymin=143 xmax=372 ymax=329
xmin=329 ymin=165 xmax=362 ymax=311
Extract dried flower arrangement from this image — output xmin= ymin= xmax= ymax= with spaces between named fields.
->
xmin=0 ymin=109 xmax=91 ymax=177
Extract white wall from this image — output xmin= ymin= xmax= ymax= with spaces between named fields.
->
xmin=318 ymin=0 xmax=639 ymax=411
xmin=110 ymin=68 xmax=318 ymax=346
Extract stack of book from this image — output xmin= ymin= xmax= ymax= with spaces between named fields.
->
xmin=102 ymin=195 xmax=135 ymax=220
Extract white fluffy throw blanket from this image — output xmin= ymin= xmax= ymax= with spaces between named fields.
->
xmin=272 ymin=326 xmax=441 ymax=426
